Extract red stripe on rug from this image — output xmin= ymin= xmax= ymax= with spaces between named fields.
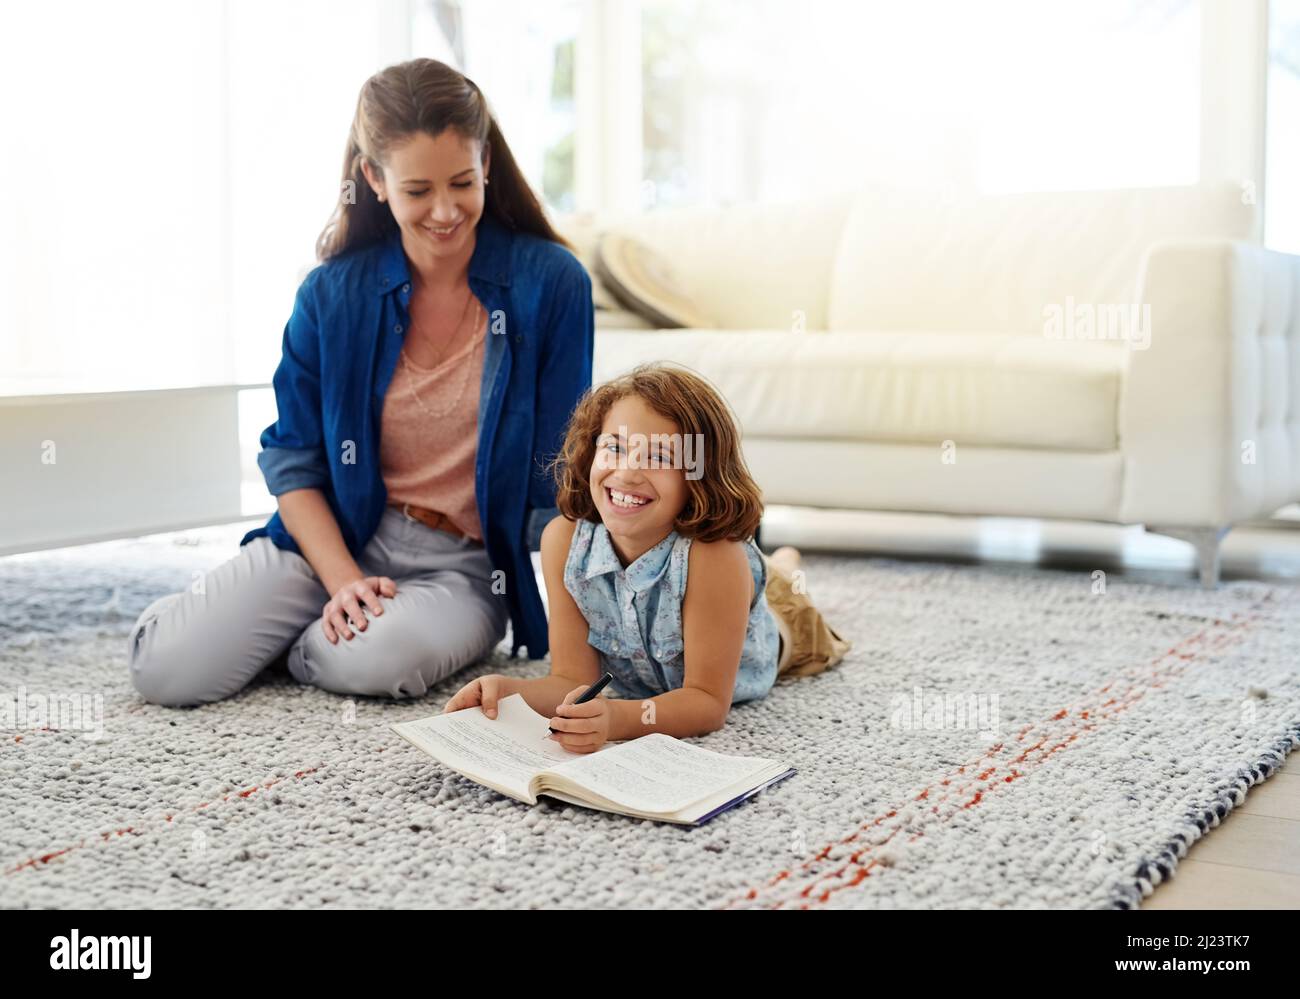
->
xmin=3 ymin=765 xmax=327 ymax=875
xmin=719 ymin=595 xmax=1276 ymax=909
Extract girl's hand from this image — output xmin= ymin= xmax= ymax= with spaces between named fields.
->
xmin=548 ymin=686 xmax=610 ymax=754
xmin=444 ymin=674 xmax=513 ymax=718
xmin=321 ymin=576 xmax=397 ymax=643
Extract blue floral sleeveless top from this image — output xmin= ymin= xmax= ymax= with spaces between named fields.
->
xmin=562 ymin=518 xmax=779 ymax=703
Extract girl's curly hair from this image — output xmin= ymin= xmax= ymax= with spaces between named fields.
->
xmin=547 ymin=363 xmax=763 ymax=542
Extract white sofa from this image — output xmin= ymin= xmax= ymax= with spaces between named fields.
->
xmin=564 ymin=184 xmax=1300 ymax=586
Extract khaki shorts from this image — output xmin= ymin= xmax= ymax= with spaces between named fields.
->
xmin=761 ymin=553 xmax=852 ymax=679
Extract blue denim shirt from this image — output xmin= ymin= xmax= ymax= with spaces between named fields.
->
xmin=562 ymin=518 xmax=780 ymax=704
xmin=240 ymin=213 xmax=594 ymax=659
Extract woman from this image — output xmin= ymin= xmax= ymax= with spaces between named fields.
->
xmin=128 ymin=58 xmax=594 ymax=706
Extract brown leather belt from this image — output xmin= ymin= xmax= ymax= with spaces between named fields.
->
xmin=391 ymin=502 xmax=470 ymax=541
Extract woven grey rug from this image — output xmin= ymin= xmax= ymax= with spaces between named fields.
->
xmin=2 ymin=522 xmax=1298 ymax=909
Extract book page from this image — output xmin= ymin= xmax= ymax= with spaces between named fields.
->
xmin=552 ymin=732 xmax=776 ymax=815
xmin=391 ymin=693 xmax=579 ymax=799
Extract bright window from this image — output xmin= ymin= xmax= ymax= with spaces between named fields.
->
xmin=1266 ymin=0 xmax=1300 ymax=253
xmin=417 ymin=0 xmax=579 ymax=212
xmin=640 ymin=0 xmax=1202 ymax=208
xmin=0 ymin=1 xmax=407 ymax=393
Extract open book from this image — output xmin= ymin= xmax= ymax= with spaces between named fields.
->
xmin=390 ymin=693 xmax=795 ymax=825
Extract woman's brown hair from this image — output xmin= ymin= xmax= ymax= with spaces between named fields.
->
xmin=317 ymin=58 xmax=569 ymax=261
xmin=549 ymin=364 xmax=764 ymax=543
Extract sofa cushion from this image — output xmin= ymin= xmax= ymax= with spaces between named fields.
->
xmin=828 ymin=183 xmax=1256 ymax=336
xmin=594 ymin=330 xmax=1123 ymax=451
xmin=594 ymin=231 xmax=716 ymax=328
xmin=559 ymin=192 xmax=852 ymax=332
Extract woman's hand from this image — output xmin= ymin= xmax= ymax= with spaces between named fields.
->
xmin=320 ymin=576 xmax=397 ymax=643
xmin=547 ymin=686 xmax=611 ymax=754
xmin=443 ymin=674 xmax=514 ymax=718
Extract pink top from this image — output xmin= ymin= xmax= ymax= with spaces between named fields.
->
xmin=380 ymin=301 xmax=487 ymax=541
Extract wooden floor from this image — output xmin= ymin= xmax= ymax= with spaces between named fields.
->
xmin=761 ymin=505 xmax=1300 ymax=909
xmin=1141 ymin=754 xmax=1300 ymax=909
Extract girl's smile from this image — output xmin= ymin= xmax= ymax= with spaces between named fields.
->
xmin=604 ymin=484 xmax=656 ymax=516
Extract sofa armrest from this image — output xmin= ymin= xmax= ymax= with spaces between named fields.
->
xmin=1119 ymin=239 xmax=1300 ymax=526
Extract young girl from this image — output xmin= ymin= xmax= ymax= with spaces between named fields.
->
xmin=443 ymin=363 xmax=850 ymax=751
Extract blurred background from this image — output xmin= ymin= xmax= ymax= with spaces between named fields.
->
xmin=1 ymin=0 xmax=1298 ymax=561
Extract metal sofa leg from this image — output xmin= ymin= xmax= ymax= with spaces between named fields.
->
xmin=1145 ymin=526 xmax=1231 ymax=588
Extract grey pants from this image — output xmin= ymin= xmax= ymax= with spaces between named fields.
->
xmin=127 ymin=505 xmax=510 ymax=707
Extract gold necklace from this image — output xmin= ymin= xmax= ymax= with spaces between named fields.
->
xmin=399 ymin=297 xmax=484 ymax=420
xmin=403 ymin=282 xmax=474 ymax=371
